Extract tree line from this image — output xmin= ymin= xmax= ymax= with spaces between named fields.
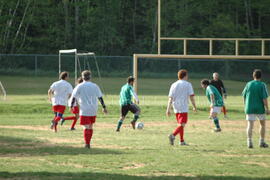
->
xmin=1 ymin=0 xmax=270 ymax=55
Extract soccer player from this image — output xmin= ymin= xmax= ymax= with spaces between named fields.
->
xmin=210 ymin=72 xmax=228 ymax=118
xmin=70 ymin=70 xmax=107 ymax=148
xmin=167 ymin=69 xmax=197 ymax=146
xmin=48 ymin=71 xmax=73 ymax=132
xmin=116 ymin=76 xmax=140 ymax=132
xmin=242 ymin=69 xmax=269 ymax=148
xmin=201 ymin=79 xmax=223 ymax=132
xmin=60 ymin=77 xmax=83 ymax=130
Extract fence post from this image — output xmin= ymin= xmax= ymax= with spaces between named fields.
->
xmin=35 ymin=55 xmax=37 ymax=76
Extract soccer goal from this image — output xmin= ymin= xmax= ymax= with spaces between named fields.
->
xmin=59 ymin=49 xmax=100 ymax=84
xmin=0 ymin=81 xmax=7 ymax=100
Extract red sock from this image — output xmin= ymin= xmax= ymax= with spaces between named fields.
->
xmin=54 ymin=116 xmax=61 ymax=123
xmin=71 ymin=119 xmax=77 ymax=128
xmin=223 ymin=106 xmax=227 ymax=115
xmin=173 ymin=126 xmax=181 ymax=136
xmin=179 ymin=126 xmax=184 ymax=142
xmin=64 ymin=116 xmax=76 ymax=120
xmin=84 ymin=129 xmax=93 ymax=145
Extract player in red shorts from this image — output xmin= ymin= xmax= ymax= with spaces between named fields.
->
xmin=48 ymin=72 xmax=73 ymax=132
xmin=70 ymin=70 xmax=107 ymax=148
xmin=166 ymin=69 xmax=197 ymax=146
xmin=60 ymin=77 xmax=83 ymax=130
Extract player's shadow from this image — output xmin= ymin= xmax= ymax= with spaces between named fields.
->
xmin=0 ymin=135 xmax=124 ymax=156
xmin=0 ymin=171 xmax=269 ymax=180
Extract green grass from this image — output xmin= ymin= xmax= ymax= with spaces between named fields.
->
xmin=0 ymin=76 xmax=269 ymax=180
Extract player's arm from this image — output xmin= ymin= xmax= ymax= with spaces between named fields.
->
xmin=263 ymin=98 xmax=270 ymax=115
xmin=166 ymin=97 xmax=173 ymax=117
xmin=131 ymin=88 xmax=139 ymax=104
xmin=48 ymin=89 xmax=53 ymax=102
xmin=210 ymin=94 xmax=215 ymax=108
xmin=98 ymin=97 xmax=108 ymax=114
xmin=190 ymin=95 xmax=197 ymax=112
xmin=220 ymin=80 xmax=227 ymax=98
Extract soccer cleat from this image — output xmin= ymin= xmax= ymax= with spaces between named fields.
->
xmin=213 ymin=128 xmax=222 ymax=132
xmin=116 ymin=129 xmax=120 ymax=132
xmin=70 ymin=127 xmax=76 ymax=131
xmin=131 ymin=121 xmax=136 ymax=130
xmin=247 ymin=141 xmax=253 ymax=149
xmin=60 ymin=118 xmax=65 ymax=126
xmin=179 ymin=141 xmax=189 ymax=146
xmin=85 ymin=144 xmax=90 ymax=149
xmin=260 ymin=142 xmax=269 ymax=148
xmin=168 ymin=134 xmax=175 ymax=145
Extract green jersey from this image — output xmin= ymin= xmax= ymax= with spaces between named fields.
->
xmin=242 ymin=80 xmax=268 ymax=114
xmin=206 ymin=85 xmax=224 ymax=107
xmin=119 ymin=83 xmax=135 ymax=106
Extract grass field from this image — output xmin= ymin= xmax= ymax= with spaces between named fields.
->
xmin=0 ymin=75 xmax=270 ymax=180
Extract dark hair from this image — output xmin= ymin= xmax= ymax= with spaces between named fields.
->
xmin=82 ymin=70 xmax=91 ymax=81
xmin=127 ymin=76 xmax=135 ymax=84
xmin=178 ymin=69 xmax=188 ymax=80
xmin=59 ymin=71 xmax=68 ymax=80
xmin=77 ymin=77 xmax=83 ymax=84
xmin=253 ymin=69 xmax=262 ymax=79
xmin=201 ymin=79 xmax=210 ymax=86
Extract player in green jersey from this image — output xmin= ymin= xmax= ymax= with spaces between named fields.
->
xmin=242 ymin=69 xmax=269 ymax=148
xmin=116 ymin=76 xmax=140 ymax=132
xmin=201 ymin=79 xmax=224 ymax=132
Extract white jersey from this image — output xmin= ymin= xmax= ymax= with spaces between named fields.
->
xmin=50 ymin=80 xmax=73 ymax=106
xmin=168 ymin=80 xmax=194 ymax=113
xmin=71 ymin=81 xmax=103 ymax=116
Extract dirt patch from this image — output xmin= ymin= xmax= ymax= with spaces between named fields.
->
xmin=38 ymin=137 xmax=80 ymax=144
xmin=242 ymin=161 xmax=269 ymax=168
xmin=0 ymin=125 xmax=49 ymax=131
xmin=122 ymin=162 xmax=145 ymax=170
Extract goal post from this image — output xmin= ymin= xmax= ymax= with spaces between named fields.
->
xmin=0 ymin=81 xmax=7 ymax=100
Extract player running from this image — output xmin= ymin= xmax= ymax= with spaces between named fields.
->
xmin=116 ymin=76 xmax=140 ymax=132
xmin=167 ymin=69 xmax=197 ymax=146
xmin=70 ymin=70 xmax=107 ymax=148
xmin=201 ymin=79 xmax=223 ymax=132
xmin=48 ymin=71 xmax=73 ymax=132
xmin=242 ymin=69 xmax=269 ymax=148
xmin=210 ymin=72 xmax=228 ymax=118
xmin=60 ymin=77 xmax=83 ymax=130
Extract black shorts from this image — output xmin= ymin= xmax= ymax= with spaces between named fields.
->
xmin=121 ymin=104 xmax=140 ymax=117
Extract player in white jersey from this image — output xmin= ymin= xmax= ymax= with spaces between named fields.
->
xmin=48 ymin=72 xmax=73 ymax=132
xmin=60 ymin=77 xmax=83 ymax=130
xmin=166 ymin=69 xmax=197 ymax=146
xmin=70 ymin=70 xmax=108 ymax=148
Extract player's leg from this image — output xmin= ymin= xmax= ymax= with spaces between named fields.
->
xmin=116 ymin=105 xmax=128 ymax=132
xmin=259 ymin=116 xmax=268 ymax=148
xmin=70 ymin=113 xmax=79 ymax=130
xmin=60 ymin=107 xmax=78 ymax=126
xmin=130 ymin=104 xmax=141 ymax=129
xmin=170 ymin=113 xmax=188 ymax=145
xmin=211 ymin=107 xmax=221 ymax=132
xmin=246 ymin=115 xmax=255 ymax=148
xmin=222 ymin=105 xmax=228 ymax=118
xmin=50 ymin=111 xmax=57 ymax=129
xmin=80 ymin=116 xmax=95 ymax=148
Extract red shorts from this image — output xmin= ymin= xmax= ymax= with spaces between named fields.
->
xmin=176 ymin=113 xmax=188 ymax=124
xmin=71 ymin=106 xmax=79 ymax=114
xmin=52 ymin=105 xmax=66 ymax=114
xmin=80 ymin=116 xmax=96 ymax=125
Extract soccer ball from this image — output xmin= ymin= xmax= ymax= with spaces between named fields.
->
xmin=136 ymin=122 xmax=144 ymax=130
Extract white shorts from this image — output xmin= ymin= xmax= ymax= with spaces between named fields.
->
xmin=210 ymin=107 xmax=222 ymax=114
xmin=246 ymin=114 xmax=266 ymax=121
